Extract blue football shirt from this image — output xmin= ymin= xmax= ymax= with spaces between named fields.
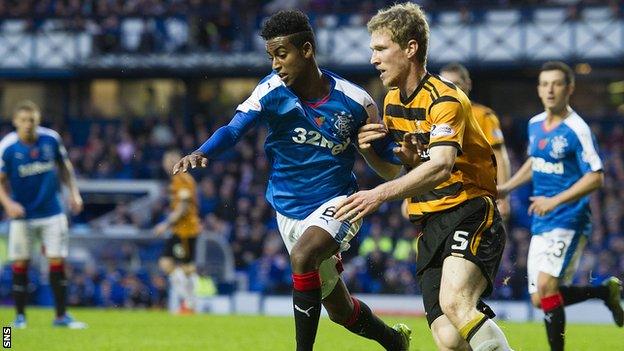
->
xmin=527 ymin=111 xmax=603 ymax=235
xmin=199 ymin=69 xmax=380 ymax=219
xmin=0 ymin=127 xmax=68 ymax=219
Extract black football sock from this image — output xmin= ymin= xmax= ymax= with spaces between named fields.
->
xmin=49 ymin=262 xmax=67 ymax=318
xmin=343 ymin=297 xmax=403 ymax=350
xmin=12 ymin=264 xmax=28 ymax=316
xmin=559 ymin=285 xmax=609 ymax=306
xmin=542 ymin=293 xmax=565 ymax=351
xmin=292 ymin=271 xmax=322 ymax=351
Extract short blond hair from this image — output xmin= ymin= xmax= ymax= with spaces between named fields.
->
xmin=12 ymin=100 xmax=41 ymax=117
xmin=367 ymin=3 xmax=430 ymax=65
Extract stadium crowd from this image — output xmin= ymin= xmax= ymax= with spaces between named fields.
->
xmin=2 ymin=0 xmax=616 ymax=19
xmin=0 ymin=0 xmax=620 ymax=54
xmin=1 ymin=102 xmax=622 ymax=307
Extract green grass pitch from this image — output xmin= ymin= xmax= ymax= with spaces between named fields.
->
xmin=1 ymin=307 xmax=621 ymax=350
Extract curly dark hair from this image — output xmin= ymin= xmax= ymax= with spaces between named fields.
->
xmin=260 ymin=10 xmax=315 ymax=51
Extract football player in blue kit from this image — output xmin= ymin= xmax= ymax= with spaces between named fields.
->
xmin=498 ymin=61 xmax=623 ymax=351
xmin=173 ymin=10 xmax=410 ymax=351
xmin=0 ymin=100 xmax=86 ymax=329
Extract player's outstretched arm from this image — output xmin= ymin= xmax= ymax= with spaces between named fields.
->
xmin=335 ymin=145 xmax=456 ymax=222
xmin=0 ymin=172 xmax=24 ymax=218
xmin=173 ymin=111 xmax=260 ymax=175
xmin=377 ymin=144 xmax=456 ymax=201
xmin=497 ymin=157 xmax=532 ymax=198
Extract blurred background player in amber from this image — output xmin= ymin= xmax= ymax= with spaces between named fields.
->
xmin=440 ymin=63 xmax=512 ymax=221
xmin=154 ymin=149 xmax=201 ymax=313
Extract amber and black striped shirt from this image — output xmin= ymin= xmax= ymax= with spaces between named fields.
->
xmin=471 ymin=102 xmax=505 ymax=148
xmin=170 ymin=173 xmax=201 ymax=238
xmin=383 ymin=73 xmax=497 ymax=221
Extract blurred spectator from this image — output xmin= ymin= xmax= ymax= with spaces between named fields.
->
xmin=392 ymin=227 xmax=418 ymax=262
xmin=95 ymin=16 xmax=121 ymax=53
xmin=359 ymin=224 xmax=393 ymax=257
xmin=2 ymin=0 xmax=616 ymax=55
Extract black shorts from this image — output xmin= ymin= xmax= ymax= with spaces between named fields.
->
xmin=162 ymin=236 xmax=197 ymax=264
xmin=416 ymin=196 xmax=506 ymax=326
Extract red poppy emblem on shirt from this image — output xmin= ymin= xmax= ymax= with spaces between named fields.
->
xmin=30 ymin=148 xmax=39 ymax=158
xmin=538 ymin=138 xmax=548 ymax=150
xmin=315 ymin=116 xmax=325 ymax=126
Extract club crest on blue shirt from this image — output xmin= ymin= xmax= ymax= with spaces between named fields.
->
xmin=549 ymin=135 xmax=568 ymax=159
xmin=333 ymin=111 xmax=354 ymax=139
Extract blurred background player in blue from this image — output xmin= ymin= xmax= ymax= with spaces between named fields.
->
xmin=0 ymin=100 xmax=87 ymax=329
xmin=172 ymin=10 xmax=410 ymax=351
xmin=498 ymin=61 xmax=623 ymax=351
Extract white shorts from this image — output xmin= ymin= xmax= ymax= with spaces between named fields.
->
xmin=527 ymin=228 xmax=587 ymax=294
xmin=276 ymin=196 xmax=362 ymax=299
xmin=8 ymin=213 xmax=69 ymax=260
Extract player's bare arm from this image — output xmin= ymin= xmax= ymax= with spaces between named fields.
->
xmin=57 ymin=158 xmax=83 ymax=214
xmin=172 ymin=152 xmax=209 ymax=175
xmin=497 ymin=157 xmax=533 ymax=198
xmin=0 ymin=172 xmax=24 ymax=218
xmin=493 ymin=144 xmax=512 ymax=188
xmin=357 ymin=123 xmax=388 ymax=150
xmin=334 ymin=145 xmax=456 ymax=222
xmin=493 ymin=144 xmax=512 ymax=219
xmin=155 ymin=197 xmax=190 ymax=236
xmin=357 ymin=123 xmax=402 ymax=180
xmin=528 ymin=170 xmax=603 ymax=216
